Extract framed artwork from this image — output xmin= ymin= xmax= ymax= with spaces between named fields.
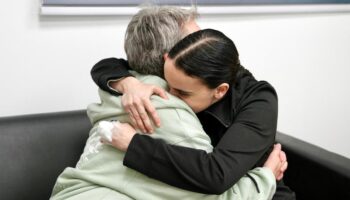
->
xmin=41 ymin=0 xmax=350 ymax=15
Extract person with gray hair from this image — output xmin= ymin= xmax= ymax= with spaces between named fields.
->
xmin=91 ymin=5 xmax=295 ymax=200
xmin=92 ymin=6 xmax=201 ymax=131
xmin=49 ymin=6 xmax=286 ymax=200
xmin=124 ymin=6 xmax=198 ymax=77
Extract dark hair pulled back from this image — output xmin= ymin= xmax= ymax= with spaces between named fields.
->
xmin=168 ymin=29 xmax=241 ymax=89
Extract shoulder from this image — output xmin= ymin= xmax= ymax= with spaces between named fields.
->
xmin=234 ymin=67 xmax=276 ymax=99
xmin=250 ymin=80 xmax=278 ymax=102
xmin=234 ymin=78 xmax=278 ymax=122
xmin=151 ymin=93 xmax=195 ymax=116
xmin=129 ymin=70 xmax=167 ymax=90
xmin=232 ymin=79 xmax=278 ymax=139
xmin=237 ymin=77 xmax=278 ymax=107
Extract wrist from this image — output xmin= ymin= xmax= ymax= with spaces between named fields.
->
xmin=124 ymin=133 xmax=138 ymax=151
xmin=113 ymin=76 xmax=139 ymax=93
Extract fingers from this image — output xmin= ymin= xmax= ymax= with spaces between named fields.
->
xmin=120 ymin=84 xmax=164 ymax=134
xmin=278 ymin=149 xmax=288 ymax=175
xmin=143 ymin=98 xmax=161 ymax=128
xmin=125 ymin=100 xmax=154 ymax=133
xmin=277 ymin=172 xmax=284 ymax=181
xmin=129 ymin=106 xmax=147 ymax=133
xmin=153 ymin=86 xmax=169 ymax=100
xmin=269 ymin=143 xmax=282 ymax=159
xmin=263 ymin=143 xmax=290 ymax=181
xmin=275 ymin=146 xmax=288 ymax=181
xmin=277 ymin=161 xmax=288 ymax=180
xmin=108 ymin=121 xmax=137 ymax=152
xmin=122 ymin=97 xmax=139 ymax=130
xmin=274 ymin=143 xmax=282 ymax=151
xmin=143 ymin=86 xmax=165 ymax=128
xmin=263 ymin=144 xmax=281 ymax=173
xmin=128 ymin=113 xmax=138 ymax=128
xmin=135 ymin=101 xmax=153 ymax=133
xmin=281 ymin=161 xmax=288 ymax=172
xmin=280 ymin=150 xmax=287 ymax=163
xmin=122 ymin=94 xmax=148 ymax=133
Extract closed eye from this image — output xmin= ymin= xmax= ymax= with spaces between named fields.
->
xmin=169 ymin=87 xmax=191 ymax=97
xmin=177 ymin=90 xmax=191 ymax=97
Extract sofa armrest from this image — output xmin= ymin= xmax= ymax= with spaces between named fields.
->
xmin=276 ymin=132 xmax=350 ymax=200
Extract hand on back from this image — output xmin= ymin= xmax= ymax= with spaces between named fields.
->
xmin=263 ymin=143 xmax=288 ymax=181
xmin=112 ymin=76 xmax=168 ymax=133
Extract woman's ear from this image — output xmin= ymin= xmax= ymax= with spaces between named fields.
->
xmin=163 ymin=53 xmax=169 ymax=61
xmin=214 ymin=83 xmax=229 ymax=100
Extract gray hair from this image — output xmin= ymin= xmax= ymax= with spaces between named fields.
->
xmin=124 ymin=6 xmax=198 ymax=77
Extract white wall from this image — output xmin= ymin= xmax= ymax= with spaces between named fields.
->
xmin=1 ymin=0 xmax=350 ymax=158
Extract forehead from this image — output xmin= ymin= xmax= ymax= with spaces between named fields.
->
xmin=164 ymin=58 xmax=204 ymax=91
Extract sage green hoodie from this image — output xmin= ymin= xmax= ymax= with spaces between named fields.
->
xmin=50 ymin=72 xmax=276 ymax=200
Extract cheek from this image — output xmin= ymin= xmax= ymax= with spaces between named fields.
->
xmin=180 ymin=97 xmax=195 ymax=108
xmin=181 ymin=96 xmax=203 ymax=113
xmin=192 ymin=94 xmax=214 ymax=112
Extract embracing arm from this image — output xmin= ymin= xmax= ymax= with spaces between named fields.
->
xmin=102 ymin=88 xmax=284 ymax=199
xmin=91 ymin=57 xmax=132 ymax=95
xmin=91 ymin=58 xmax=167 ymax=132
xmin=123 ymin=84 xmax=278 ymax=194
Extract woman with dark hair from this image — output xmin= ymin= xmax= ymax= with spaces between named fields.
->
xmin=92 ymin=28 xmax=295 ymax=199
xmin=164 ymin=29 xmax=240 ymax=114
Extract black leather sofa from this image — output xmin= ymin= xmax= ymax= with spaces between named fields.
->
xmin=1 ymin=110 xmax=349 ymax=200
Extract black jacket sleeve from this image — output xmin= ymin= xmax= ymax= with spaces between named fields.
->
xmin=123 ymin=83 xmax=278 ymax=194
xmin=90 ymin=57 xmax=132 ymax=95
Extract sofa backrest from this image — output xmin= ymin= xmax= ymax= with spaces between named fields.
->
xmin=1 ymin=110 xmax=350 ymax=200
xmin=0 ymin=110 xmax=91 ymax=200
xmin=277 ymin=132 xmax=350 ymax=200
